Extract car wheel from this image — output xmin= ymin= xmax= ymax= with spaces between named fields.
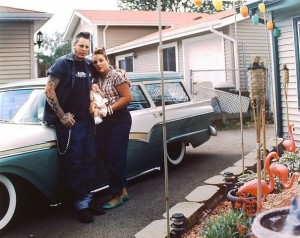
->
xmin=167 ymin=141 xmax=186 ymax=165
xmin=0 ymin=174 xmax=17 ymax=231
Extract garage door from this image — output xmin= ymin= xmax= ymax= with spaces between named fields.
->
xmin=183 ymin=33 xmax=226 ymax=90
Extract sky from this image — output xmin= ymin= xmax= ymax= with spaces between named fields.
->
xmin=0 ymin=0 xmax=118 ymax=34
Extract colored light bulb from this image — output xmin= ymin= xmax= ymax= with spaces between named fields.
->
xmin=252 ymin=15 xmax=259 ymax=25
xmin=212 ymin=0 xmax=223 ymax=11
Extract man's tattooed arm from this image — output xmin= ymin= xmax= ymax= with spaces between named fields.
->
xmin=45 ymin=75 xmax=65 ymax=120
xmin=45 ymin=75 xmax=75 ymax=127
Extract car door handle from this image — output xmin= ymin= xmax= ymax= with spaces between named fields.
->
xmin=153 ymin=112 xmax=163 ymax=117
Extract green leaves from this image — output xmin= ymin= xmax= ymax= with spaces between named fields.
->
xmin=201 ymin=209 xmax=253 ymax=238
xmin=117 ymin=0 xmax=244 ymax=14
xmin=35 ymin=32 xmax=71 ymax=77
xmin=280 ymin=151 xmax=300 ymax=174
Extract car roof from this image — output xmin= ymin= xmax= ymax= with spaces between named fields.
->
xmin=127 ymin=72 xmax=183 ymax=82
xmin=0 ymin=72 xmax=184 ymax=89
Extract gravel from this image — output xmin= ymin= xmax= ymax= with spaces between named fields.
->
xmin=183 ymin=182 xmax=300 ymax=238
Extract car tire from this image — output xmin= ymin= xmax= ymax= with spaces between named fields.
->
xmin=0 ymin=174 xmax=17 ymax=231
xmin=167 ymin=141 xmax=186 ymax=165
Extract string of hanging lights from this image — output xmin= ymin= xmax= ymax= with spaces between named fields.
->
xmin=193 ymin=1 xmax=281 ymax=38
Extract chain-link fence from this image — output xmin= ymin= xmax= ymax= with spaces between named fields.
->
xmin=190 ymin=66 xmax=273 ymax=117
xmin=191 ymin=68 xmax=250 ymax=114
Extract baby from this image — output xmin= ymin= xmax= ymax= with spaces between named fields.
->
xmin=90 ymin=84 xmax=108 ymax=124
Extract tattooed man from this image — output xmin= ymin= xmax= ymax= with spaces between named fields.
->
xmin=44 ymin=32 xmax=105 ymax=223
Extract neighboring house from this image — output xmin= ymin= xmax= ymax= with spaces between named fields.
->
xmin=0 ymin=6 xmax=52 ymax=84
xmin=247 ymin=1 xmax=300 ymax=142
xmin=64 ymin=9 xmax=269 ymax=94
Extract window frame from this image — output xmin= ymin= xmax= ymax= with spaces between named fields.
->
xmin=115 ymin=53 xmax=135 ymax=72
xmin=157 ymin=42 xmax=178 ymax=72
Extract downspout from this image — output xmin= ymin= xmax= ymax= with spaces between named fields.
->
xmin=210 ymin=25 xmax=240 ymax=90
xmin=103 ymin=23 xmax=109 ymax=48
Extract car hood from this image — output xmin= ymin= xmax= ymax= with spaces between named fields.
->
xmin=0 ymin=123 xmax=56 ymax=152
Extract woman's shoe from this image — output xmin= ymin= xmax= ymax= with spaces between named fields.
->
xmin=122 ymin=194 xmax=129 ymax=202
xmin=102 ymin=198 xmax=124 ymax=209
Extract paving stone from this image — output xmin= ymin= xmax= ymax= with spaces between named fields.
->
xmin=204 ymin=174 xmax=224 ymax=185
xmin=244 ymin=150 xmax=257 ymax=160
xmin=220 ymin=166 xmax=245 ymax=176
xmin=134 ymin=219 xmax=168 ymax=238
xmin=162 ymin=202 xmax=203 ymax=219
xmin=234 ymin=158 xmax=257 ymax=167
xmin=185 ymin=185 xmax=219 ymax=202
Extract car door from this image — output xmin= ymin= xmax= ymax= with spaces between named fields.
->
xmin=127 ymin=82 xmax=164 ymax=176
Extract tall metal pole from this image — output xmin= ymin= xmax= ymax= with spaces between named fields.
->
xmin=158 ymin=0 xmax=170 ymax=237
xmin=233 ymin=1 xmax=245 ymax=173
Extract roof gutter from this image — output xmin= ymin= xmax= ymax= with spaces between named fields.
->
xmin=0 ymin=13 xmax=53 ymax=20
xmin=103 ymin=23 xmax=109 ymax=49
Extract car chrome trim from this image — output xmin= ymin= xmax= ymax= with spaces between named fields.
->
xmin=0 ymin=141 xmax=56 ymax=157
xmin=129 ymin=132 xmax=149 ymax=141
xmin=91 ymin=166 xmax=161 ymax=193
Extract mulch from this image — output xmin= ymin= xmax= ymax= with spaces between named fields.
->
xmin=182 ymin=182 xmax=300 ymax=238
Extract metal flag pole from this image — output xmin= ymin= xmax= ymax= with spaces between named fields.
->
xmin=157 ymin=0 xmax=170 ymax=237
xmin=233 ymin=1 xmax=245 ymax=173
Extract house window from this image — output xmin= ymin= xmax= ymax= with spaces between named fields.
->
xmin=116 ymin=54 xmax=134 ymax=72
xmin=159 ymin=43 xmax=178 ymax=72
xmin=163 ymin=47 xmax=176 ymax=71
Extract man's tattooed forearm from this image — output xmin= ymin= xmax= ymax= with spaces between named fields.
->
xmin=45 ymin=76 xmax=65 ymax=119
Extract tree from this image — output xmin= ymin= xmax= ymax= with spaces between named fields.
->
xmin=35 ymin=32 xmax=71 ymax=77
xmin=117 ymin=0 xmax=244 ymax=14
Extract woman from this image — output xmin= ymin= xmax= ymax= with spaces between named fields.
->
xmin=91 ymin=47 xmax=132 ymax=209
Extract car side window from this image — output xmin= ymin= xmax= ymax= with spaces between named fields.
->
xmin=144 ymin=82 xmax=190 ymax=107
xmin=127 ymin=85 xmax=151 ymax=111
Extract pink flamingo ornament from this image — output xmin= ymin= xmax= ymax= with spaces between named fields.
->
xmin=270 ymin=163 xmax=300 ymax=189
xmin=237 ymin=152 xmax=279 ymax=197
xmin=282 ymin=124 xmax=296 ymax=152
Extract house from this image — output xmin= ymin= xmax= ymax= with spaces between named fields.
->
xmin=0 ymin=6 xmax=52 ymax=84
xmin=64 ymin=9 xmax=269 ymax=94
xmin=247 ymin=0 xmax=300 ymax=142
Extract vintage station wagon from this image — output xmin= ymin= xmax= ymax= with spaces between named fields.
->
xmin=0 ymin=72 xmax=216 ymax=230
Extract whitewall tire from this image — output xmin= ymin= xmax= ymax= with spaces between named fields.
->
xmin=0 ymin=174 xmax=17 ymax=230
xmin=167 ymin=141 xmax=186 ymax=165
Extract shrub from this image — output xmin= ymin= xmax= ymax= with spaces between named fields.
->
xmin=201 ymin=209 xmax=254 ymax=238
xmin=279 ymin=151 xmax=300 ymax=173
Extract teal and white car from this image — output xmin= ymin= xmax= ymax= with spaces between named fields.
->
xmin=0 ymin=72 xmax=216 ymax=230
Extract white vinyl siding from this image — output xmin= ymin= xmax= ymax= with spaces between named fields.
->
xmin=229 ymin=18 xmax=270 ymax=91
xmin=274 ymin=17 xmax=300 ymax=142
xmin=97 ymin=26 xmax=158 ymax=50
xmin=131 ymin=46 xmax=158 ymax=72
xmin=0 ymin=22 xmax=32 ymax=84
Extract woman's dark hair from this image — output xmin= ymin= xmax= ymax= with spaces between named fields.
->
xmin=93 ymin=47 xmax=108 ymax=60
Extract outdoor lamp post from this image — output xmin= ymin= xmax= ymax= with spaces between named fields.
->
xmin=170 ymin=213 xmax=187 ymax=238
xmin=34 ymin=31 xmax=43 ymax=49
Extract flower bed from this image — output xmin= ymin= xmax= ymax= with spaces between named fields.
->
xmin=183 ymin=182 xmax=300 ymax=238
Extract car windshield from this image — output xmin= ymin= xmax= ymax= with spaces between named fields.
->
xmin=0 ymin=89 xmax=45 ymax=124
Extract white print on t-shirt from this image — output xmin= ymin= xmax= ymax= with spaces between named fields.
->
xmin=76 ymin=72 xmax=87 ymax=78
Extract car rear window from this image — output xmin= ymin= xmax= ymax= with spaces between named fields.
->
xmin=127 ymin=85 xmax=151 ymax=111
xmin=144 ymin=82 xmax=190 ymax=107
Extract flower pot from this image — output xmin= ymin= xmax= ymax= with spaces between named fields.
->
xmin=227 ymin=189 xmax=257 ymax=216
